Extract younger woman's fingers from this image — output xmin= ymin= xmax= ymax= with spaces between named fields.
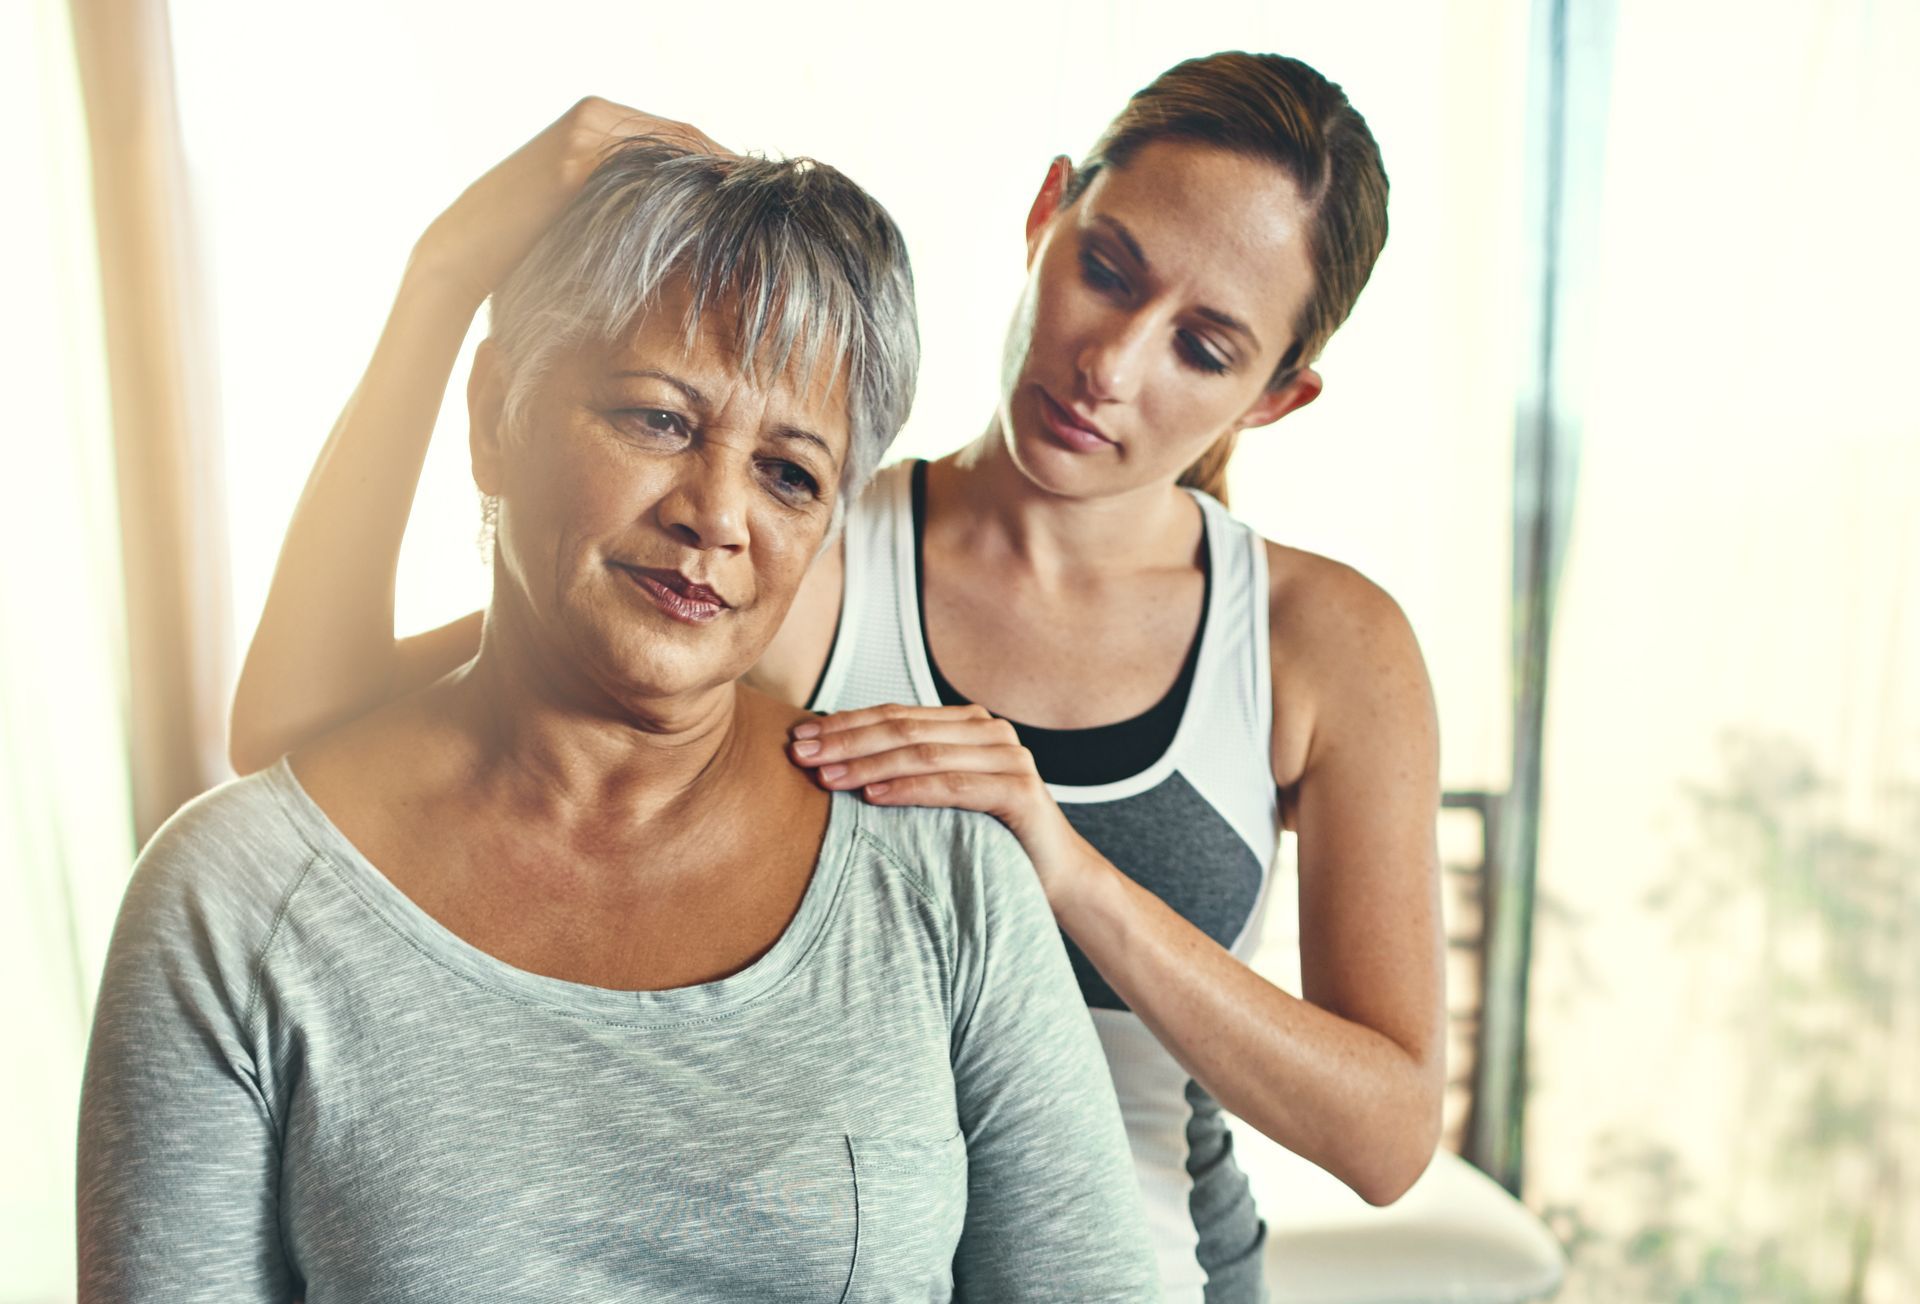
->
xmin=789 ymin=715 xmax=1015 ymax=765
xmin=859 ymin=771 xmax=1027 ymax=812
xmin=792 ymin=703 xmax=992 ymax=740
xmin=808 ymin=743 xmax=1034 ymax=792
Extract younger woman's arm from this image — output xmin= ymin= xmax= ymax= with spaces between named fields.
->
xmin=229 ymin=99 xmax=722 ymax=772
xmin=790 ymin=554 xmax=1446 ymax=1205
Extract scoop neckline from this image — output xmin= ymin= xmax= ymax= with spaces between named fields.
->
xmin=264 ymin=757 xmax=859 ymax=1026
xmin=903 ymin=458 xmax=1221 ymax=794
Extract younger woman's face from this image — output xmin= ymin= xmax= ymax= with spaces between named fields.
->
xmin=998 ymin=139 xmax=1324 ymax=499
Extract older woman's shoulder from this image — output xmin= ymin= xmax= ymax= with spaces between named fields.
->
xmin=118 ymin=763 xmax=329 ymax=952
xmin=848 ymin=800 xmax=1044 ymax=919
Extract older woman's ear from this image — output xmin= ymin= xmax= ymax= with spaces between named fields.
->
xmin=468 ymin=339 xmax=509 ymax=496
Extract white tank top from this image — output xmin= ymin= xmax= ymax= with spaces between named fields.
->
xmin=811 ymin=461 xmax=1282 ymax=1302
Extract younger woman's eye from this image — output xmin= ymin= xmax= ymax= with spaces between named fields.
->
xmin=1178 ymin=331 xmax=1230 ymax=375
xmin=1080 ymin=250 xmax=1126 ymax=296
xmin=761 ymin=459 xmax=821 ymax=502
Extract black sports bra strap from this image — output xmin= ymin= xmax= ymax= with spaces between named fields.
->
xmin=909 ymin=459 xmax=1208 ymax=787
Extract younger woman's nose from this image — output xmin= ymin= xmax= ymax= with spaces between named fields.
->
xmin=1076 ymin=313 xmax=1154 ymax=404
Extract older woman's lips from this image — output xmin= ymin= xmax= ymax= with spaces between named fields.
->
xmin=1036 ymin=389 xmax=1116 ymax=453
xmin=615 ymin=565 xmax=730 ymax=624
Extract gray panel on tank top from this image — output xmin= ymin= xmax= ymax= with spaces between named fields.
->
xmin=1058 ymin=770 xmax=1266 ymax=1012
xmin=1185 ymin=1078 xmax=1267 ymax=1302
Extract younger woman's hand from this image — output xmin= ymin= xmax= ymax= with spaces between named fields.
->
xmin=408 ymin=97 xmax=733 ymax=309
xmin=789 ymin=704 xmax=1100 ymax=910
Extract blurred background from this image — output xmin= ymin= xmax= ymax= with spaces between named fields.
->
xmin=5 ymin=0 xmax=1917 ymax=1299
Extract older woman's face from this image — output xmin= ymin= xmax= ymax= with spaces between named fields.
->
xmin=475 ymin=277 xmax=850 ymax=707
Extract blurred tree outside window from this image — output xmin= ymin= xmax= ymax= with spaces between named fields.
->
xmin=1524 ymin=2 xmax=1920 ymax=1298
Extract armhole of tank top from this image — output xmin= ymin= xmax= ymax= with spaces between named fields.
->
xmin=805 ymin=496 xmax=870 ymax=713
xmin=893 ymin=465 xmax=943 ymax=708
xmin=1249 ymin=527 xmax=1275 ymax=765
xmin=1226 ymin=525 xmax=1284 ymax=962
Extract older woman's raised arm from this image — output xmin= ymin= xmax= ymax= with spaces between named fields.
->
xmin=228 ymin=99 xmax=724 ymax=773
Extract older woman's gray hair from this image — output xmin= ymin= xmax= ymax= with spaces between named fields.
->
xmin=485 ymin=141 xmax=918 ymax=521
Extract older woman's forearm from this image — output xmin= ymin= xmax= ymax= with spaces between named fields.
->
xmin=228 ymin=267 xmax=480 ymax=773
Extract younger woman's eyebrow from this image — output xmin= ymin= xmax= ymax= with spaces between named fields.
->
xmin=1092 ymin=214 xmax=1150 ymax=270
xmin=1196 ymin=306 xmax=1260 ymax=351
xmin=1092 ymin=215 xmax=1261 ymax=350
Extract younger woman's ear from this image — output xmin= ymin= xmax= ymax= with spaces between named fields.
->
xmin=1025 ymin=155 xmax=1074 ymax=265
xmin=468 ymin=339 xmax=508 ymax=496
xmin=1236 ymin=366 xmax=1324 ymax=432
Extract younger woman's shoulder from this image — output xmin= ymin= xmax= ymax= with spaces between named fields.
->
xmin=1262 ymin=536 xmax=1423 ymax=662
xmin=1260 ymin=537 xmax=1433 ymax=770
xmin=1259 ymin=536 xmax=1437 ymax=789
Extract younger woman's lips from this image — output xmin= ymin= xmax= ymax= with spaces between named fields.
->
xmin=615 ymin=565 xmax=729 ymax=625
xmin=1036 ymin=389 xmax=1116 ymax=453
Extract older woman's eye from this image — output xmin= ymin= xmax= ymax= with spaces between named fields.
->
xmin=761 ymin=459 xmax=821 ymax=502
xmin=615 ymin=408 xmax=690 ymax=440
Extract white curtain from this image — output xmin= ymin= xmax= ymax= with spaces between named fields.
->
xmin=0 ymin=0 xmax=135 ymax=1299
xmin=1526 ymin=1 xmax=1920 ymax=1297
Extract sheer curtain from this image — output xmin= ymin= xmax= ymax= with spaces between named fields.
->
xmin=1 ymin=1 xmax=134 ymax=1299
xmin=1524 ymin=1 xmax=1920 ymax=1297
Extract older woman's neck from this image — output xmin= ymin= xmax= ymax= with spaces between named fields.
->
xmin=441 ymin=623 xmax=769 ymax=830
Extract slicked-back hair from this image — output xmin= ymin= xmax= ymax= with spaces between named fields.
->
xmin=488 ymin=141 xmax=919 ymax=519
xmin=1062 ymin=52 xmax=1388 ymax=506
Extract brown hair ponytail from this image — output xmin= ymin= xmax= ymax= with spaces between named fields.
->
xmin=1068 ymin=52 xmax=1390 ymax=507
xmin=1178 ymin=431 xmax=1242 ymax=504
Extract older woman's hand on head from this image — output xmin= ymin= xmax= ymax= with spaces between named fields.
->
xmin=408 ymin=97 xmax=735 ymax=312
xmin=228 ymin=101 xmax=739 ymax=773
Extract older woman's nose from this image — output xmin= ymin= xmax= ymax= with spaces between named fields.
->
xmin=655 ymin=456 xmax=752 ymax=552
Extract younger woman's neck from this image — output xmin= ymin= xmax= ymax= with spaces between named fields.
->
xmin=940 ymin=422 xmax=1203 ymax=583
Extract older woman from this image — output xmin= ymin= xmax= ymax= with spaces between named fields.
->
xmin=77 ymin=142 xmax=1157 ymax=1302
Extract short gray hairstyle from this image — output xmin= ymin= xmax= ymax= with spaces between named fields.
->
xmin=489 ymin=140 xmax=919 ymax=515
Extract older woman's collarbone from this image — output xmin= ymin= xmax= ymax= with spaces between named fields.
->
xmin=293 ymin=678 xmax=835 ymax=991
xmin=390 ymin=788 xmax=831 ymax=992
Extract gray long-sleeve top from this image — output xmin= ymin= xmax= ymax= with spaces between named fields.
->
xmin=77 ymin=761 xmax=1158 ymax=1302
